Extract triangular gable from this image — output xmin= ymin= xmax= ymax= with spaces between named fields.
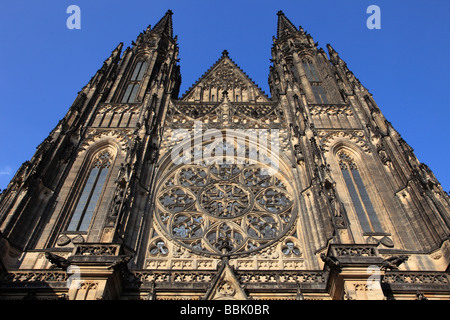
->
xmin=180 ymin=51 xmax=270 ymax=103
xmin=204 ymin=259 xmax=248 ymax=300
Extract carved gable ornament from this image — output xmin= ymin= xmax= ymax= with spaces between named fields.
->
xmin=166 ymin=100 xmax=285 ymax=129
xmin=180 ymin=53 xmax=270 ymax=102
xmin=204 ymin=60 xmax=247 ymax=90
xmin=204 ymin=260 xmax=248 ymax=300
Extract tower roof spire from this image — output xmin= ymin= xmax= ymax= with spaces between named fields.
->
xmin=152 ymin=9 xmax=174 ymax=38
xmin=276 ymin=10 xmax=299 ymax=39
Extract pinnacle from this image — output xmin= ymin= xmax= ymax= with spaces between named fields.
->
xmin=152 ymin=10 xmax=174 ymax=38
xmin=326 ymin=43 xmax=338 ymax=55
xmin=276 ymin=11 xmax=299 ymax=39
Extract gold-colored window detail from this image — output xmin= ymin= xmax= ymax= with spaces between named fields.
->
xmin=154 ymin=162 xmax=296 ymax=257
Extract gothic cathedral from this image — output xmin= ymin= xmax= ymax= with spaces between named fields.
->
xmin=0 ymin=11 xmax=449 ymax=300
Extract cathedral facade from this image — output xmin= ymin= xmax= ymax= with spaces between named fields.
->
xmin=0 ymin=10 xmax=449 ymax=300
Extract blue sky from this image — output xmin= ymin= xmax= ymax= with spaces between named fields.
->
xmin=0 ymin=0 xmax=449 ymax=192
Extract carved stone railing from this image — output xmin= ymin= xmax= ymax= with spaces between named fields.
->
xmin=0 ymin=270 xmax=68 ymax=288
xmin=329 ymin=244 xmax=379 ymax=257
xmin=383 ymin=271 xmax=450 ymax=285
xmin=68 ymin=243 xmax=124 ymax=268
xmin=325 ymin=244 xmax=384 ymax=269
xmin=72 ymin=243 xmax=122 ymax=256
xmin=124 ymin=269 xmax=328 ymax=292
xmin=124 ymin=270 xmax=217 ymax=290
xmin=382 ymin=271 xmax=450 ymax=295
xmin=237 ymin=270 xmax=327 ymax=284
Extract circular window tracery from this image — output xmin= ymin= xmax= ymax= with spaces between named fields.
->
xmin=200 ymin=182 xmax=251 ymax=218
xmin=154 ymin=161 xmax=297 ymax=257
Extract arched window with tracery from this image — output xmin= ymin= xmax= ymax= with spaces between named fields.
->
xmin=152 ymin=140 xmax=298 ymax=258
xmin=67 ymin=150 xmax=112 ymax=232
xmin=121 ymin=60 xmax=148 ymax=103
xmin=337 ymin=151 xmax=383 ymax=233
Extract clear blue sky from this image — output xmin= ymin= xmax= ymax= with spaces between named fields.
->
xmin=0 ymin=0 xmax=449 ymax=192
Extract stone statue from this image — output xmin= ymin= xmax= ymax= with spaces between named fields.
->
xmin=381 ymin=255 xmax=409 ymax=271
xmin=45 ymin=252 xmax=70 ymax=271
xmin=107 ymin=254 xmax=132 ymax=271
xmin=320 ymin=253 xmax=341 ymax=272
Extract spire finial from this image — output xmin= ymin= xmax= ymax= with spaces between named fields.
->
xmin=222 ymin=50 xmax=229 ymax=57
xmin=152 ymin=10 xmax=174 ymax=38
xmin=276 ymin=10 xmax=299 ymax=39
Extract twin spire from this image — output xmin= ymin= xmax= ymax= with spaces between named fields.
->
xmin=146 ymin=9 xmax=301 ymax=41
xmin=135 ymin=10 xmax=312 ymax=99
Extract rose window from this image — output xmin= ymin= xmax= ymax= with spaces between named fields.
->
xmin=200 ymin=183 xmax=251 ymax=218
xmin=155 ymin=162 xmax=296 ymax=257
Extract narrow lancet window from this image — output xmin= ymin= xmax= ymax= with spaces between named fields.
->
xmin=302 ymin=59 xmax=328 ymax=103
xmin=121 ymin=60 xmax=148 ymax=103
xmin=67 ymin=151 xmax=112 ymax=232
xmin=302 ymin=59 xmax=320 ymax=82
xmin=338 ymin=151 xmax=383 ymax=233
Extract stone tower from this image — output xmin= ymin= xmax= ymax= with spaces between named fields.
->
xmin=0 ymin=10 xmax=449 ymax=300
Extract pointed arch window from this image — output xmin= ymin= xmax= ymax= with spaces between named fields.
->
xmin=338 ymin=151 xmax=383 ymax=233
xmin=121 ymin=60 xmax=148 ymax=103
xmin=302 ymin=59 xmax=320 ymax=82
xmin=67 ymin=151 xmax=112 ymax=232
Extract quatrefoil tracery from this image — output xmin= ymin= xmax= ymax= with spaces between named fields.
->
xmin=155 ymin=162 xmax=296 ymax=257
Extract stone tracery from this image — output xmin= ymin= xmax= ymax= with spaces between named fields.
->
xmin=154 ymin=160 xmax=296 ymax=257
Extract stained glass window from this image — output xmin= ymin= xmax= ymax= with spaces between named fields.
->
xmin=302 ymin=59 xmax=320 ymax=82
xmin=67 ymin=151 xmax=112 ymax=232
xmin=338 ymin=151 xmax=383 ymax=233
xmin=121 ymin=60 xmax=148 ymax=103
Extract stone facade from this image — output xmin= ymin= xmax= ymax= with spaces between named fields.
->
xmin=0 ymin=10 xmax=449 ymax=300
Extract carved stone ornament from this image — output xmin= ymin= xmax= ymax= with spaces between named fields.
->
xmin=56 ymin=234 xmax=71 ymax=247
xmin=71 ymin=234 xmax=85 ymax=244
xmin=217 ymin=281 xmax=236 ymax=297
xmin=154 ymin=160 xmax=297 ymax=258
xmin=78 ymin=128 xmax=134 ymax=152
xmin=319 ymin=130 xmax=371 ymax=154
xmin=203 ymin=61 xmax=247 ymax=91
xmin=166 ymin=101 xmax=285 ymax=130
